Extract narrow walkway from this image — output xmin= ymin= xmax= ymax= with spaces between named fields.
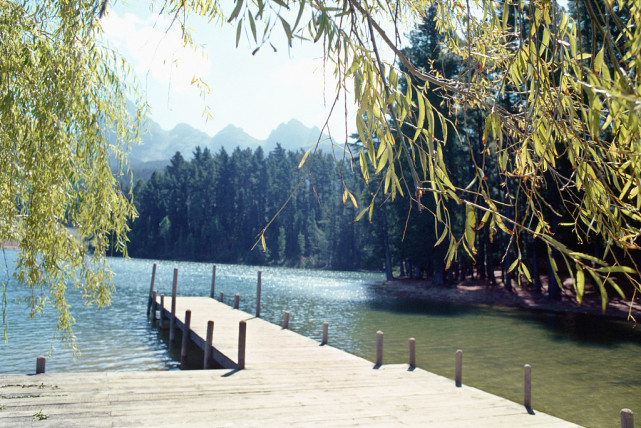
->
xmin=0 ymin=297 xmax=580 ymax=427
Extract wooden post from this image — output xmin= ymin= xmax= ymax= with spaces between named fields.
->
xmin=210 ymin=264 xmax=216 ymax=299
xmin=409 ymin=338 xmax=416 ymax=368
xmin=524 ymin=364 xmax=532 ymax=408
xmin=147 ymin=263 xmax=157 ymax=316
xmin=283 ymin=311 xmax=290 ymax=329
xmin=256 ymin=270 xmax=262 ymax=318
xmin=181 ymin=309 xmax=191 ymax=362
xmin=204 ymin=321 xmax=214 ymax=369
xmin=238 ymin=320 xmax=247 ymax=369
xmin=169 ymin=268 xmax=178 ymax=344
xmin=36 ymin=356 xmax=46 ymax=374
xmin=234 ymin=293 xmax=240 ymax=309
xmin=151 ymin=291 xmax=157 ymax=321
xmin=376 ymin=331 xmax=384 ymax=366
xmin=455 ymin=349 xmax=463 ymax=386
xmin=219 ymin=291 xmax=224 ymax=303
xmin=621 ymin=409 xmax=634 ymax=428
xmin=160 ymin=294 xmax=166 ymax=325
xmin=321 ymin=322 xmax=328 ymax=345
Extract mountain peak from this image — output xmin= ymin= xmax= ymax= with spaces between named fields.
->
xmin=124 ymin=117 xmax=330 ymax=165
xmin=266 ymin=120 xmax=323 ymax=152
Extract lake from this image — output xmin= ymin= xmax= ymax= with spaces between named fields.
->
xmin=1 ymin=252 xmax=639 ymax=426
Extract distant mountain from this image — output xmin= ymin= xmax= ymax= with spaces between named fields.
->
xmin=125 ymin=118 xmax=329 ymax=166
xmin=264 ymin=119 xmax=324 ymax=153
xmin=210 ymin=124 xmax=262 ymax=153
xmin=127 ymin=121 xmax=212 ymax=165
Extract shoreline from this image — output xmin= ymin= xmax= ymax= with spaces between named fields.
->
xmin=375 ymin=277 xmax=640 ymax=321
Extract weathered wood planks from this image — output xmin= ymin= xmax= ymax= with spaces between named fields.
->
xmin=0 ymin=296 xmax=583 ymax=427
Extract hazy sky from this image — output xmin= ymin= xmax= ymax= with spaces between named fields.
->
xmin=101 ymin=2 xmax=357 ymax=141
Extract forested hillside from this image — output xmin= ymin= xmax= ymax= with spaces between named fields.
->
xmin=128 ymin=145 xmax=375 ymax=271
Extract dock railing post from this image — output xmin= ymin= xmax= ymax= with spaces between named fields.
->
xmin=181 ymin=309 xmax=191 ymax=362
xmin=524 ymin=364 xmax=532 ymax=408
xmin=238 ymin=320 xmax=247 ymax=369
xmin=409 ymin=338 xmax=416 ymax=368
xmin=151 ymin=291 xmax=157 ymax=321
xmin=204 ymin=321 xmax=214 ymax=369
xmin=160 ymin=294 xmax=166 ymax=326
xmin=256 ymin=271 xmax=262 ymax=318
xmin=147 ymin=263 xmax=157 ymax=316
xmin=321 ymin=322 xmax=329 ymax=345
xmin=283 ymin=311 xmax=290 ymax=329
xmin=455 ymin=349 xmax=463 ymax=387
xmin=234 ymin=293 xmax=240 ymax=309
xmin=210 ymin=264 xmax=216 ymax=299
xmin=376 ymin=331 xmax=384 ymax=366
xmin=36 ymin=356 xmax=46 ymax=374
xmin=621 ymin=409 xmax=634 ymax=428
xmin=219 ymin=291 xmax=224 ymax=303
xmin=169 ymin=268 xmax=178 ymax=344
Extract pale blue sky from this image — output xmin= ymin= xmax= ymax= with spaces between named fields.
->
xmin=101 ymin=2 xmax=357 ymax=141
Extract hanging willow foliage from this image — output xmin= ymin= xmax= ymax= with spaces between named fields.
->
xmin=0 ymin=1 xmax=142 ymax=346
xmin=214 ymin=0 xmax=638 ymax=311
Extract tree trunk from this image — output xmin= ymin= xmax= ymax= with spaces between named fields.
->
xmin=432 ymin=222 xmax=446 ymax=287
xmin=531 ymin=238 xmax=542 ymax=292
xmin=487 ymin=238 xmax=496 ymax=285
xmin=478 ymin=237 xmax=487 ymax=280
xmin=548 ymin=218 xmax=562 ymax=300
xmin=383 ymin=206 xmax=394 ymax=281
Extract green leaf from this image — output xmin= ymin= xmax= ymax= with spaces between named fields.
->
xmin=476 ymin=210 xmax=491 ymax=230
xmin=355 ymin=205 xmax=369 ymax=222
xmin=229 ymin=0 xmax=244 ymax=22
xmin=596 ymin=265 xmax=637 ymax=274
xmin=359 ymin=150 xmax=369 ymax=184
xmin=588 ymin=270 xmax=608 ymax=313
xmin=279 ymin=16 xmax=292 ymax=46
xmin=314 ymin=13 xmax=326 ymax=43
xmin=413 ymin=93 xmax=425 ymax=141
xmin=568 ymin=252 xmax=607 ymax=266
xmin=502 ymin=0 xmax=510 ymax=30
xmin=236 ymin=19 xmax=243 ymax=47
xmin=605 ymin=277 xmax=626 ymax=300
xmin=384 ymin=168 xmax=392 ymax=193
xmin=434 ymin=224 xmax=447 ymax=247
xmin=293 ymin=0 xmax=306 ymax=30
xmin=297 ymin=148 xmax=311 ymax=169
xmin=248 ymin=12 xmax=257 ymax=42
xmin=465 ymin=204 xmax=476 ymax=255
xmin=594 ymin=47 xmax=604 ymax=72
xmin=575 ymin=265 xmax=585 ymax=305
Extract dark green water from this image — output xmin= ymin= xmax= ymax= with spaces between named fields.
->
xmin=1 ymin=252 xmax=639 ymax=427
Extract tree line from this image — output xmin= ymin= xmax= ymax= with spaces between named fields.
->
xmin=128 ymin=145 xmax=374 ymax=271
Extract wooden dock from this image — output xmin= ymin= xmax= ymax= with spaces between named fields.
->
xmin=0 ymin=291 xmax=582 ymax=426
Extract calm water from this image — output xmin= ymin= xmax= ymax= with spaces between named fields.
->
xmin=1 ymin=251 xmax=639 ymax=427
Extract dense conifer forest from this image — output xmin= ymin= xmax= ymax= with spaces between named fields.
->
xmin=127 ymin=144 xmax=375 ymax=270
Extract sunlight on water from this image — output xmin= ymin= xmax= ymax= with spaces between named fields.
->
xmin=1 ymin=251 xmax=639 ymax=426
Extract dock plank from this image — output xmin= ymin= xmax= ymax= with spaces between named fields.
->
xmin=0 ymin=297 xmax=582 ymax=426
